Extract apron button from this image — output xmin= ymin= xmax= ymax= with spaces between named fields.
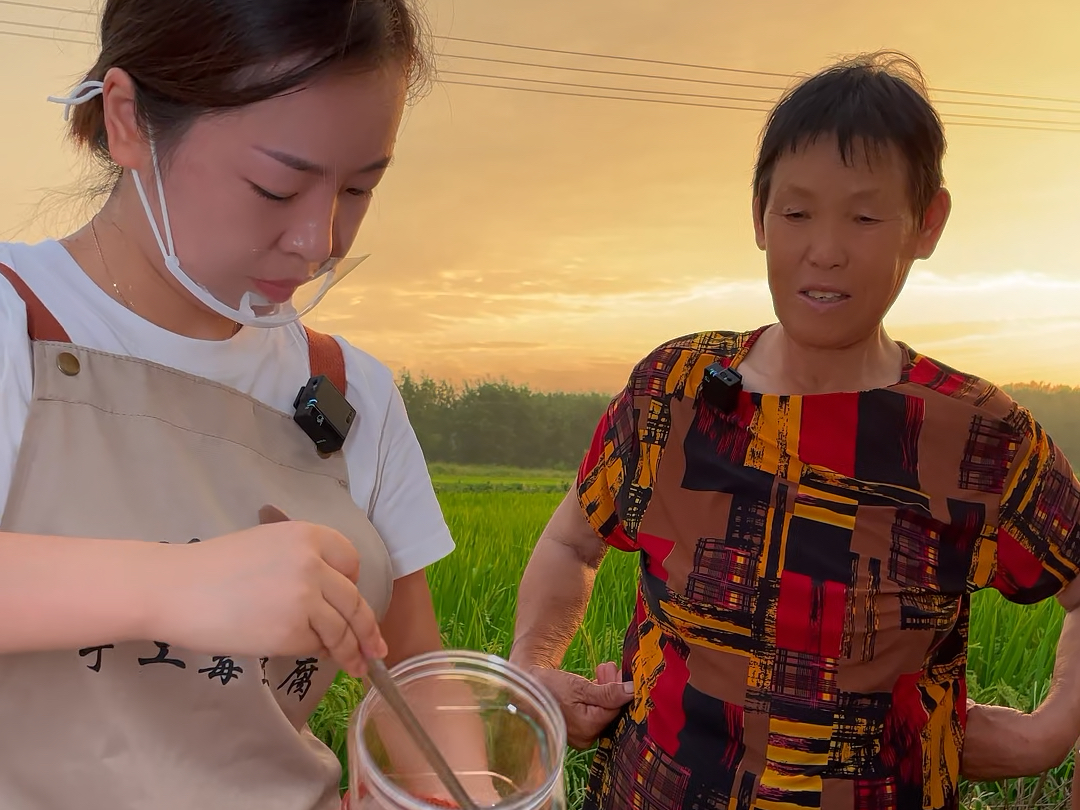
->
xmin=57 ymin=352 xmax=81 ymax=376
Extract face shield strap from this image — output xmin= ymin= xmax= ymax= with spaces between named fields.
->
xmin=47 ymin=80 xmax=104 ymax=120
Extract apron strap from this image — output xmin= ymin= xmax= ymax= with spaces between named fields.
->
xmin=303 ymin=326 xmax=347 ymax=393
xmin=0 ymin=262 xmax=71 ymax=343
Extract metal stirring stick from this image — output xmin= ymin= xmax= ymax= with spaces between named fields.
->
xmin=257 ymin=505 xmax=479 ymax=809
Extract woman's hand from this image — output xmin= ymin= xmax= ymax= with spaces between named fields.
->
xmin=526 ymin=661 xmax=634 ymax=750
xmin=155 ymin=519 xmax=386 ymax=677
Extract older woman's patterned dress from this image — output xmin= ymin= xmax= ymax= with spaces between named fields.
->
xmin=577 ymin=327 xmax=1080 ymax=810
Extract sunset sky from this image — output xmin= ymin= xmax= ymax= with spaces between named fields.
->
xmin=2 ymin=0 xmax=1079 ymax=393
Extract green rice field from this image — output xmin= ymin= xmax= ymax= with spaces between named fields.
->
xmin=311 ymin=467 xmax=1074 ymax=809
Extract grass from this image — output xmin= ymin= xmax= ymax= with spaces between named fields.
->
xmin=427 ymin=462 xmax=575 ymax=494
xmin=965 ymin=591 xmax=1072 ymax=809
xmin=311 ymin=465 xmax=1074 ymax=809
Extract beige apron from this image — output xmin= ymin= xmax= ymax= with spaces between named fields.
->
xmin=0 ymin=263 xmax=394 ymax=810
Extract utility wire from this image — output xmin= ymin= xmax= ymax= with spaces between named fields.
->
xmin=0 ymin=0 xmax=96 ymax=14
xmin=441 ymin=69 xmax=776 ymax=106
xmin=441 ymin=53 xmax=1080 ymax=117
xmin=439 ymin=35 xmax=1080 ymax=107
xmin=2 ymin=6 xmax=1077 ymax=126
xmin=442 ymin=79 xmax=1080 ymax=134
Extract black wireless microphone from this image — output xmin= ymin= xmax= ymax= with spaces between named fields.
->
xmin=293 ymin=375 xmax=356 ymax=455
xmin=700 ymin=362 xmax=743 ymax=413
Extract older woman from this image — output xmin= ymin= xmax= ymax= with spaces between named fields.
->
xmin=511 ymin=52 xmax=1080 ymax=810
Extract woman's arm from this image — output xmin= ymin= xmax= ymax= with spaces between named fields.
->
xmin=963 ymin=587 xmax=1080 ymax=780
xmin=379 ymin=569 xmax=444 ymax=667
xmin=0 ymin=532 xmax=167 ymax=652
xmin=0 ymin=522 xmax=385 ymax=677
xmin=964 ymin=411 xmax=1080 ymax=780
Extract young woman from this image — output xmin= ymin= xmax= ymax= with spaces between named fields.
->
xmin=0 ymin=1 xmax=464 ymax=807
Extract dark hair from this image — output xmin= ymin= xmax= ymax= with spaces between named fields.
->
xmin=752 ymin=51 xmax=945 ymax=221
xmin=70 ymin=0 xmax=430 ymax=182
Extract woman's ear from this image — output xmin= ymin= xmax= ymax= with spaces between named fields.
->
xmin=913 ymin=188 xmax=952 ymax=261
xmin=100 ymin=66 xmax=147 ymax=171
xmin=752 ymin=196 xmax=766 ymax=251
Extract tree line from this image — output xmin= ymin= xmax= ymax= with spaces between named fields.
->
xmin=397 ymin=372 xmax=1080 ymax=471
xmin=1001 ymin=383 xmax=1080 ymax=464
xmin=396 ymin=373 xmax=611 ymax=469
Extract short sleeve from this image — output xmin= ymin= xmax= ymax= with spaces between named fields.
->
xmin=993 ymin=406 xmax=1080 ymax=604
xmin=0 ymin=274 xmax=34 ymax=524
xmin=338 ymin=342 xmax=454 ymax=580
xmin=367 ymin=382 xmax=455 ymax=578
xmin=576 ymin=384 xmax=641 ymax=553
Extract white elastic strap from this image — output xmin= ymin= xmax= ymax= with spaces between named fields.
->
xmin=131 ymin=166 xmax=176 ymax=271
xmin=48 ymin=80 xmax=177 ymax=270
xmin=46 ymin=80 xmax=104 ymax=121
xmin=149 ymin=142 xmax=176 ymax=258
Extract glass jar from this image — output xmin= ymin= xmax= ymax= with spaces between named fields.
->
xmin=346 ymin=650 xmax=567 ymax=810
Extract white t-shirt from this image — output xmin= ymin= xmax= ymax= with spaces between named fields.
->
xmin=0 ymin=239 xmax=453 ymax=579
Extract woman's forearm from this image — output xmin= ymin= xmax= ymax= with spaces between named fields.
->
xmin=0 ymin=531 xmax=169 ymax=653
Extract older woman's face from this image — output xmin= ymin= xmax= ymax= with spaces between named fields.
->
xmin=753 ymin=138 xmax=948 ymax=351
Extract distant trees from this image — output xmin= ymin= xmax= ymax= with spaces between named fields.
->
xmin=1004 ymin=383 xmax=1080 ymax=464
xmin=396 ymin=372 xmax=611 ymax=469
xmin=396 ymin=373 xmax=1080 ymax=471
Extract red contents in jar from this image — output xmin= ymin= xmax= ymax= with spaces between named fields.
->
xmin=415 ymin=799 xmax=459 ymax=808
xmin=343 ymin=788 xmax=461 ymax=808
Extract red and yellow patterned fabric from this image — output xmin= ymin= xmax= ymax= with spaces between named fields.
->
xmin=577 ymin=327 xmax=1080 ymax=810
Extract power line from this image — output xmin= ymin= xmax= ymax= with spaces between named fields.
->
xmin=443 ymin=79 xmax=1080 ymax=134
xmin=0 ymin=26 xmax=89 ymax=45
xmin=440 ymin=70 xmax=1080 ymax=130
xmin=932 ymin=85 xmax=1080 ymax=105
xmin=1 ymin=5 xmax=1076 ymax=108
xmin=936 ymin=118 xmax=1080 ymax=134
xmin=441 ymin=79 xmax=773 ymax=114
xmin=0 ymin=16 xmax=90 ymax=35
xmin=0 ymin=0 xmax=95 ymax=14
xmin=922 ymin=96 xmax=1080 ymax=116
xmin=3 ymin=7 xmax=1078 ymax=123
xmin=441 ymin=69 xmax=775 ymax=106
xmin=442 ymin=36 xmax=793 ymax=81
xmin=940 ymin=110 xmax=1080 ymax=127
xmin=442 ymin=53 xmax=1080 ymax=118
xmin=441 ymin=52 xmax=789 ymax=94
xmin=439 ymin=35 xmax=1080 ymax=108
